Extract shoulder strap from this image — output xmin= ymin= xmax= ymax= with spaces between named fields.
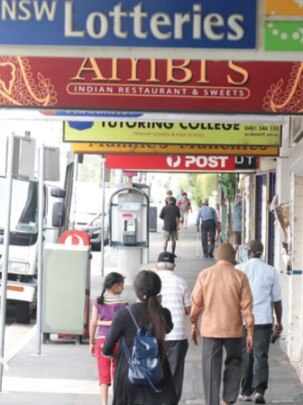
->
xmin=126 ymin=306 xmax=141 ymax=331
xmin=122 ymin=307 xmax=140 ymax=361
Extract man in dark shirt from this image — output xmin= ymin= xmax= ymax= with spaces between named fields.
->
xmin=159 ymin=196 xmax=181 ymax=258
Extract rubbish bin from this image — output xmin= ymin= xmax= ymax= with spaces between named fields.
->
xmin=42 ymin=243 xmax=90 ymax=337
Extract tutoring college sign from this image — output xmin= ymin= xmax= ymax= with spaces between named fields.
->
xmin=65 ymin=121 xmax=281 ymax=146
xmin=0 ymin=56 xmax=302 ymax=114
xmin=0 ymin=0 xmax=256 ymax=49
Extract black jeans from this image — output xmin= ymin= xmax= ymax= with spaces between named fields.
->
xmin=201 ymin=220 xmax=216 ymax=256
xmin=241 ymin=324 xmax=272 ymax=396
xmin=166 ymin=339 xmax=189 ymax=402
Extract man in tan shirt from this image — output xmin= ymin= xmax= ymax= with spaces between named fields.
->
xmin=190 ymin=242 xmax=254 ymax=405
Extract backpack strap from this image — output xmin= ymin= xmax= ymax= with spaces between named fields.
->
xmin=121 ymin=306 xmax=139 ymax=361
xmin=126 ymin=306 xmax=140 ymax=332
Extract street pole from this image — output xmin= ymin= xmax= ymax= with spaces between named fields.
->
xmin=100 ymin=155 xmax=106 ymax=277
xmin=0 ymin=133 xmax=14 ymax=392
xmin=36 ymin=145 xmax=45 ymax=354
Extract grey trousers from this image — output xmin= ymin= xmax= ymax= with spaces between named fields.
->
xmin=202 ymin=337 xmax=243 ymax=405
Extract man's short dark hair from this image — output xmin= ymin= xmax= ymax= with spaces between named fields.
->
xmin=248 ymin=239 xmax=263 ymax=257
xmin=168 ymin=196 xmax=176 ymax=204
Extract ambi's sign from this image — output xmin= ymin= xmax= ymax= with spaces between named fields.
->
xmin=0 ymin=0 xmax=257 ymax=48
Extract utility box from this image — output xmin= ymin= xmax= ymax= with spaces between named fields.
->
xmin=42 ymin=243 xmax=90 ymax=335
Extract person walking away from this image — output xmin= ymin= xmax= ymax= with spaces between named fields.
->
xmin=90 ymin=272 xmax=128 ymax=405
xmin=102 ymin=270 xmax=177 ymax=405
xmin=236 ymin=240 xmax=283 ymax=404
xmin=156 ymin=252 xmax=191 ymax=402
xmin=159 ymin=196 xmax=181 ymax=258
xmin=232 ymin=199 xmax=242 ymax=258
xmin=178 ymin=192 xmax=192 ymax=229
xmin=195 ymin=198 xmax=217 ymax=258
xmin=165 ymin=189 xmax=173 ymax=205
xmin=190 ymin=242 xmax=254 ymax=405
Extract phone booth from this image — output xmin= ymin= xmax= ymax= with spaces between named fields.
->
xmin=109 ymin=187 xmax=149 ymax=283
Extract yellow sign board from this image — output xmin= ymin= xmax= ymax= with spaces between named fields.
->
xmin=265 ymin=0 xmax=303 ymax=16
xmin=65 ymin=122 xmax=281 ymax=146
xmin=71 ymin=143 xmax=279 ymax=157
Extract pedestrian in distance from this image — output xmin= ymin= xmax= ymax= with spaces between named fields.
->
xmin=190 ymin=242 xmax=254 ymax=405
xmin=232 ymin=198 xmax=242 ymax=257
xmin=159 ymin=196 xmax=181 ymax=258
xmin=156 ymin=251 xmax=191 ymax=402
xmin=177 ymin=192 xmax=192 ymax=229
xmin=236 ymin=240 xmax=283 ymax=404
xmin=195 ymin=198 xmax=218 ymax=258
xmin=102 ymin=270 xmax=178 ymax=405
xmin=89 ymin=272 xmax=128 ymax=405
xmin=165 ymin=189 xmax=174 ymax=205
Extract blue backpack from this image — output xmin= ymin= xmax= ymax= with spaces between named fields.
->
xmin=122 ymin=307 xmax=163 ymax=393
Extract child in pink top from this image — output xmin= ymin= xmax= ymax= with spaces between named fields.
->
xmin=90 ymin=272 xmax=128 ymax=405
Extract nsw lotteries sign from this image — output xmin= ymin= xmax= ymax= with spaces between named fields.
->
xmin=0 ymin=0 xmax=257 ymax=49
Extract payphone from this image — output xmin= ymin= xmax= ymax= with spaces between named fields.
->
xmin=109 ymin=187 xmax=149 ymax=283
xmin=122 ymin=213 xmax=137 ymax=245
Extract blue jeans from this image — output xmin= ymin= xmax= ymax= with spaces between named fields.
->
xmin=241 ymin=324 xmax=272 ymax=396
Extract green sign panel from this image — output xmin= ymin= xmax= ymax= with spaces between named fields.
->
xmin=265 ymin=22 xmax=303 ymax=51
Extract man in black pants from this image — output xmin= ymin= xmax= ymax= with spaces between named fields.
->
xmin=159 ymin=196 xmax=181 ymax=258
xmin=195 ymin=198 xmax=217 ymax=258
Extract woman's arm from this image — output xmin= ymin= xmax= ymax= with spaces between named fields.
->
xmin=89 ymin=305 xmax=99 ymax=355
xmin=162 ymin=307 xmax=174 ymax=334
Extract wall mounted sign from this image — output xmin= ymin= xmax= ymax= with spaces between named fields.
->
xmin=264 ymin=0 xmax=303 ymax=51
xmin=105 ymin=154 xmax=258 ymax=172
xmin=265 ymin=22 xmax=303 ymax=51
xmin=72 ymin=143 xmax=279 ymax=157
xmin=64 ymin=121 xmax=281 ymax=146
xmin=265 ymin=0 xmax=303 ymax=16
xmin=0 ymin=56 xmax=302 ymax=114
xmin=0 ymin=0 xmax=257 ymax=49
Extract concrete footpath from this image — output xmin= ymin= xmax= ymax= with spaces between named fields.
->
xmin=1 ymin=226 xmax=303 ymax=404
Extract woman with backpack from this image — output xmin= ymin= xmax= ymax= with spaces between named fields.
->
xmin=90 ymin=272 xmax=128 ymax=405
xmin=102 ymin=270 xmax=177 ymax=405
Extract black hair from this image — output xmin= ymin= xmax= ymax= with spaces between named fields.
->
xmin=134 ymin=270 xmax=167 ymax=358
xmin=97 ymin=272 xmax=124 ymax=304
xmin=168 ymin=196 xmax=176 ymax=204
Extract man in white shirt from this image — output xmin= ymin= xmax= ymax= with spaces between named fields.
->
xmin=156 ymin=251 xmax=191 ymax=402
xmin=236 ymin=240 xmax=283 ymax=404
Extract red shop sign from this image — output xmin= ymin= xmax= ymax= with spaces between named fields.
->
xmin=1 ymin=56 xmax=302 ymax=114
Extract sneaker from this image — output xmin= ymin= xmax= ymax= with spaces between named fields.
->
xmin=173 ymin=253 xmax=177 ymax=258
xmin=255 ymin=393 xmax=266 ymax=404
xmin=239 ymin=394 xmax=253 ymax=402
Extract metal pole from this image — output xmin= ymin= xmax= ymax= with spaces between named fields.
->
xmin=36 ymin=145 xmax=45 ymax=354
xmin=71 ymin=154 xmax=79 ymax=229
xmin=0 ymin=133 xmax=15 ymax=392
xmin=100 ymin=155 xmax=106 ymax=277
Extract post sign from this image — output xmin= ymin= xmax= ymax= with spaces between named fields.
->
xmin=0 ymin=0 xmax=257 ymax=49
xmin=64 ymin=121 xmax=281 ymax=146
xmin=0 ymin=56 xmax=302 ymax=114
xmin=105 ymin=154 xmax=258 ymax=172
xmin=72 ymin=143 xmax=279 ymax=157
